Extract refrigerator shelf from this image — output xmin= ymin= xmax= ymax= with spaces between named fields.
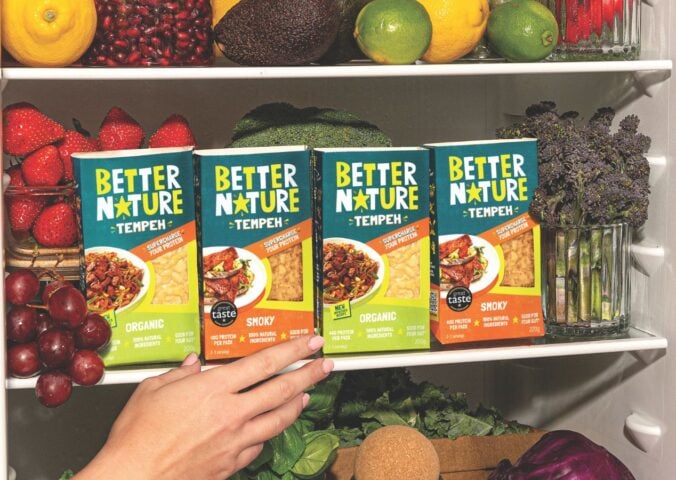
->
xmin=0 ymin=60 xmax=672 ymax=81
xmin=5 ymin=327 xmax=666 ymax=389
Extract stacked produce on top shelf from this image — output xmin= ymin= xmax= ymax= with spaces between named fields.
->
xmin=0 ymin=0 xmax=638 ymax=67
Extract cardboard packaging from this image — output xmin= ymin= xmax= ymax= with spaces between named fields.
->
xmin=73 ymin=147 xmax=201 ymax=366
xmin=313 ymin=148 xmax=430 ymax=354
xmin=195 ymin=146 xmax=315 ymax=360
xmin=425 ymin=139 xmax=545 ymax=345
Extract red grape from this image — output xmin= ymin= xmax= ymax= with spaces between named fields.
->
xmin=75 ymin=313 xmax=112 ymax=351
xmin=41 ymin=280 xmax=76 ymax=306
xmin=35 ymin=371 xmax=72 ymax=408
xmin=8 ymin=342 xmax=41 ymax=378
xmin=5 ymin=269 xmax=40 ymax=305
xmin=67 ymin=349 xmax=104 ymax=386
xmin=35 ymin=310 xmax=53 ymax=337
xmin=37 ymin=327 xmax=75 ymax=368
xmin=47 ymin=286 xmax=87 ymax=328
xmin=6 ymin=305 xmax=39 ymax=343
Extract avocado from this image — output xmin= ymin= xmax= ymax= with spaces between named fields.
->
xmin=214 ymin=0 xmax=341 ymax=66
xmin=319 ymin=0 xmax=372 ymax=65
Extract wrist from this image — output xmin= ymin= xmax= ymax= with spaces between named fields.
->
xmin=73 ymin=442 xmax=155 ymax=480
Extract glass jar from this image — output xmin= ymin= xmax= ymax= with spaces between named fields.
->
xmin=81 ymin=0 xmax=214 ymax=67
xmin=539 ymin=0 xmax=640 ymax=60
xmin=4 ymin=185 xmax=80 ymax=274
xmin=541 ymin=223 xmax=631 ymax=339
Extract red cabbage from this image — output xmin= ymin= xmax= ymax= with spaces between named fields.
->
xmin=488 ymin=430 xmax=636 ymax=480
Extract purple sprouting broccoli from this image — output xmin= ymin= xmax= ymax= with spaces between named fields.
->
xmin=496 ymin=101 xmax=651 ymax=228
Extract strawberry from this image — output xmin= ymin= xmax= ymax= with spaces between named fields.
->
xmin=57 ymin=130 xmax=99 ymax=182
xmin=20 ymin=145 xmax=64 ymax=186
xmin=148 ymin=114 xmax=197 ymax=148
xmin=6 ymin=194 xmax=47 ymax=235
xmin=2 ymin=102 xmax=65 ymax=156
xmin=98 ymin=107 xmax=145 ymax=151
xmin=6 ymin=165 xmax=25 ymax=187
xmin=32 ymin=203 xmax=78 ymax=248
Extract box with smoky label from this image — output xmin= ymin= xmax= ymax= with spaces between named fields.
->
xmin=313 ymin=148 xmax=430 ymax=354
xmin=195 ymin=146 xmax=314 ymax=360
xmin=73 ymin=147 xmax=201 ymax=366
xmin=425 ymin=139 xmax=544 ymax=344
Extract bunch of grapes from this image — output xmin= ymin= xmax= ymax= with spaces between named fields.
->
xmin=5 ymin=268 xmax=112 ymax=407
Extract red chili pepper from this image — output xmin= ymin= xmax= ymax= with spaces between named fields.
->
xmin=590 ymin=0 xmax=603 ymax=37
xmin=578 ymin=0 xmax=592 ymax=41
xmin=565 ymin=0 xmax=580 ymax=43
xmin=615 ymin=0 xmax=624 ymax=22
xmin=602 ymin=0 xmax=615 ymax=29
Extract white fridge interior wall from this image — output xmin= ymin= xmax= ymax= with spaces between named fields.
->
xmin=4 ymin=0 xmax=674 ymax=478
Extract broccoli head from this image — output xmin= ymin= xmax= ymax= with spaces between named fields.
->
xmin=228 ymin=102 xmax=393 ymax=149
xmin=497 ymin=101 xmax=651 ymax=228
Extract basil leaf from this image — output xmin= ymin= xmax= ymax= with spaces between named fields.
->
xmin=270 ymin=423 xmax=305 ymax=475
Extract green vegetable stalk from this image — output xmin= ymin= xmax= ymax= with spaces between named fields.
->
xmin=578 ymin=229 xmax=591 ymax=323
xmin=565 ymin=229 xmax=579 ymax=324
xmin=601 ymin=227 xmax=615 ymax=322
xmin=590 ymin=228 xmax=603 ymax=325
xmin=555 ymin=229 xmax=566 ymax=323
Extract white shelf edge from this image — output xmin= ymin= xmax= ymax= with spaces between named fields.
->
xmin=1 ymin=60 xmax=672 ymax=81
xmin=6 ymin=327 xmax=666 ymax=390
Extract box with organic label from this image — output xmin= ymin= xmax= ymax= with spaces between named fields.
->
xmin=195 ymin=146 xmax=315 ymax=360
xmin=72 ymin=147 xmax=201 ymax=366
xmin=313 ymin=148 xmax=430 ymax=354
xmin=425 ymin=139 xmax=544 ymax=344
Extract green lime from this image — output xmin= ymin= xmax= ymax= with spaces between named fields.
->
xmin=354 ymin=0 xmax=433 ymax=65
xmin=486 ymin=0 xmax=559 ymax=62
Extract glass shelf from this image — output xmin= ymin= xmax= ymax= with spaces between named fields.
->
xmin=1 ymin=60 xmax=671 ymax=81
xmin=6 ymin=327 xmax=666 ymax=389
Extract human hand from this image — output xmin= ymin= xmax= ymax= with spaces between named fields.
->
xmin=74 ymin=335 xmax=333 ymax=480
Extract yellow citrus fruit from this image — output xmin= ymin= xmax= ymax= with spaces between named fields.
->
xmin=418 ymin=0 xmax=490 ymax=64
xmin=212 ymin=0 xmax=240 ymax=57
xmin=1 ymin=0 xmax=97 ymax=67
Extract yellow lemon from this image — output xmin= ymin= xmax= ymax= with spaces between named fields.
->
xmin=212 ymin=0 xmax=240 ymax=57
xmin=1 ymin=0 xmax=97 ymax=67
xmin=418 ymin=0 xmax=490 ymax=64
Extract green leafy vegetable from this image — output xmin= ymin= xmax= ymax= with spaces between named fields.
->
xmin=291 ymin=431 xmax=340 ymax=479
xmin=58 ymin=470 xmax=75 ymax=480
xmin=270 ymin=422 xmax=305 ymax=475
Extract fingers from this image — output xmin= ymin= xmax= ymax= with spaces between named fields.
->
xmin=154 ymin=352 xmax=201 ymax=386
xmin=206 ymin=335 xmax=325 ymax=393
xmin=240 ymin=393 xmax=308 ymax=447
xmin=234 ymin=443 xmax=264 ymax=473
xmin=238 ymin=357 xmax=333 ymax=419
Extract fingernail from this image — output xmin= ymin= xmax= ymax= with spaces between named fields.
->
xmin=182 ymin=352 xmax=199 ymax=366
xmin=308 ymin=335 xmax=325 ymax=351
xmin=302 ymin=393 xmax=310 ymax=408
xmin=321 ymin=358 xmax=334 ymax=375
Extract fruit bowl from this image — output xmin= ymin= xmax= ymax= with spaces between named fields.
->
xmin=3 ymin=185 xmax=80 ymax=271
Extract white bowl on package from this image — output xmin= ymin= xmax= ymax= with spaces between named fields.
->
xmin=84 ymin=246 xmax=150 ymax=313
xmin=202 ymin=246 xmax=267 ymax=311
xmin=438 ymin=234 xmax=500 ymax=297
xmin=322 ymin=237 xmax=385 ymax=307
